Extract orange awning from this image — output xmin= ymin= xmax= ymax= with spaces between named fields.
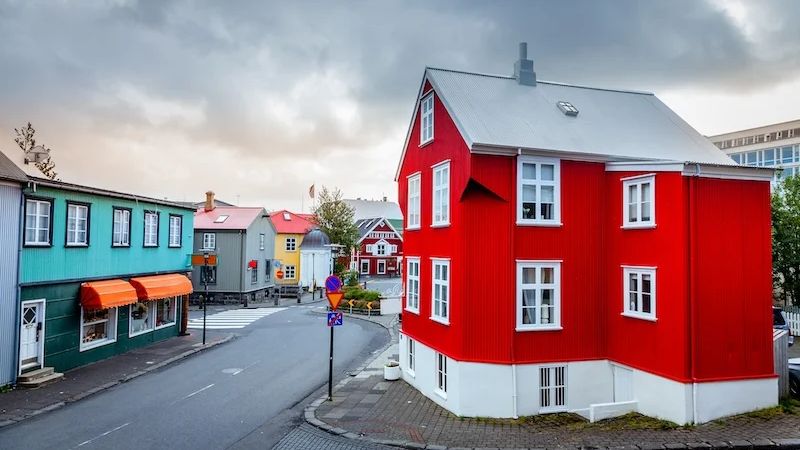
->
xmin=129 ymin=274 xmax=193 ymax=301
xmin=81 ymin=279 xmax=139 ymax=310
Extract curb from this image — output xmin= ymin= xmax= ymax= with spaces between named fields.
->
xmin=0 ymin=333 xmax=234 ymax=429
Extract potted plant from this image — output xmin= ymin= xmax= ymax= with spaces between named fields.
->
xmin=384 ymin=360 xmax=401 ymax=381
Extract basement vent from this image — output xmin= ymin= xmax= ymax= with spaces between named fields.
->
xmin=557 ymin=101 xmax=579 ymax=117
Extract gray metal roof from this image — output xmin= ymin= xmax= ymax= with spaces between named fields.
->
xmin=423 ymin=67 xmax=735 ymax=165
xmin=300 ymin=228 xmax=331 ymax=250
xmin=343 ymin=199 xmax=402 ymax=221
xmin=0 ymin=149 xmax=27 ymax=183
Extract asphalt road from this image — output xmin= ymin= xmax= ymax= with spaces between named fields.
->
xmin=0 ymin=302 xmax=389 ymax=450
xmin=362 ymin=277 xmax=402 ymax=296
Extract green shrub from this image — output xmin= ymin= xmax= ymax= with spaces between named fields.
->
xmin=344 ymin=270 xmax=360 ymax=286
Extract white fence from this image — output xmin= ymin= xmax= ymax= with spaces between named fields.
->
xmin=786 ymin=307 xmax=800 ymax=336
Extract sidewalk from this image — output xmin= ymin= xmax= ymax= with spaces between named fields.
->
xmin=0 ymin=330 xmax=232 ymax=428
xmin=306 ymin=320 xmax=800 ymax=449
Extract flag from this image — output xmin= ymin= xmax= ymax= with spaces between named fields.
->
xmin=309 ymin=184 xmax=315 ymax=199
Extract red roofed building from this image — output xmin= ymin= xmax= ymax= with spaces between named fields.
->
xmin=396 ymin=45 xmax=776 ymax=425
xmin=269 ymin=210 xmax=315 ymax=285
xmin=191 ymin=192 xmax=276 ymax=302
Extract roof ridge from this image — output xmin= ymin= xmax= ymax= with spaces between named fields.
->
xmin=426 ymin=66 xmax=653 ymax=96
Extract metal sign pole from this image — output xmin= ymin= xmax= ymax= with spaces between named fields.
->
xmin=203 ymin=253 xmax=209 ymax=346
xmin=328 ymin=324 xmax=334 ymax=401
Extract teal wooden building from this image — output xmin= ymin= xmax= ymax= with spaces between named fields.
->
xmin=18 ymin=177 xmax=195 ymax=375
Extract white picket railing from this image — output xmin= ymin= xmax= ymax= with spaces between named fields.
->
xmin=785 ymin=308 xmax=800 ymax=336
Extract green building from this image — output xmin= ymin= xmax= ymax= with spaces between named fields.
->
xmin=18 ymin=177 xmax=195 ymax=376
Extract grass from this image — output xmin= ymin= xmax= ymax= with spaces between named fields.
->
xmin=0 ymin=383 xmax=12 ymax=394
xmin=468 ymin=412 xmax=682 ymax=431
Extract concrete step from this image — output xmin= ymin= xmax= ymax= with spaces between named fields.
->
xmin=18 ymin=367 xmax=54 ymax=382
xmin=17 ymin=371 xmax=63 ymax=388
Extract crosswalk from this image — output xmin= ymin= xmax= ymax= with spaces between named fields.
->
xmin=187 ymin=307 xmax=286 ymax=329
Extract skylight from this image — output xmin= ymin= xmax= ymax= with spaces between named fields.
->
xmin=557 ymin=101 xmax=579 ymax=117
xmin=214 ymin=215 xmax=229 ymax=223
xmin=283 ymin=212 xmax=291 ymax=221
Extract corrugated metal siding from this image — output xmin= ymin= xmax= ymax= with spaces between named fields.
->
xmin=243 ymin=215 xmax=276 ymax=291
xmin=0 ymin=183 xmax=22 ymax=385
xmin=399 ymin=88 xmax=471 ymax=360
xmin=191 ymin=230 xmax=243 ymax=293
xmin=20 ymin=186 xmax=194 ymax=284
xmin=691 ymin=177 xmax=774 ymax=380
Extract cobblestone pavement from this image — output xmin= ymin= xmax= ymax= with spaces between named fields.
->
xmin=274 ymin=423 xmax=393 ymax=450
xmin=313 ymin=372 xmax=800 ymax=449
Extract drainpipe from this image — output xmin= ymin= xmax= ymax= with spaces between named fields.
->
xmin=240 ymin=230 xmax=246 ymax=307
xmin=687 ymin=163 xmax=701 ymax=424
xmin=12 ymin=186 xmax=25 ymax=380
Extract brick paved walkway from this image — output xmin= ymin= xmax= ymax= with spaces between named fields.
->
xmin=313 ymin=372 xmax=800 ymax=449
xmin=275 ymin=423 xmax=394 ymax=450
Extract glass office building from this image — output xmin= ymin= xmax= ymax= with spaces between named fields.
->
xmin=709 ymin=119 xmax=800 ymax=182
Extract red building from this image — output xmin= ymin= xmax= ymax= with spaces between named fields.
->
xmin=396 ymin=44 xmax=776 ymax=424
xmin=351 ymin=217 xmax=403 ymax=277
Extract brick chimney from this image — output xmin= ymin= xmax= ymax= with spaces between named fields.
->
xmin=204 ymin=191 xmax=215 ymax=212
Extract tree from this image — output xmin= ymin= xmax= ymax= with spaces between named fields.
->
xmin=312 ymin=186 xmax=359 ymax=252
xmin=772 ymin=174 xmax=800 ymax=307
xmin=14 ymin=122 xmax=59 ymax=180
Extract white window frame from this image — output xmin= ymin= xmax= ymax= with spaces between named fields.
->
xmin=431 ymin=258 xmax=450 ymax=325
xmin=622 ymin=266 xmax=657 ymax=321
xmin=622 ymin=174 xmax=656 ymax=229
xmin=24 ymin=198 xmax=52 ymax=246
xmin=432 ymin=161 xmax=450 ymax=227
xmin=168 ymin=215 xmax=182 ymax=248
xmin=285 ymin=237 xmax=297 ymax=252
xmin=407 ymin=338 xmax=415 ymax=376
xmin=516 ymin=261 xmax=562 ymax=331
xmin=80 ymin=307 xmax=118 ymax=351
xmin=407 ymin=172 xmax=421 ymax=230
xmin=284 ymin=265 xmax=296 ymax=279
xmin=405 ymin=257 xmax=420 ymax=314
xmin=154 ymin=297 xmax=177 ymax=329
xmin=360 ymin=259 xmax=370 ymax=275
xmin=376 ymin=243 xmax=386 ymax=256
xmin=539 ymin=365 xmax=567 ymax=412
xmin=259 ymin=233 xmax=265 ymax=250
xmin=202 ymin=232 xmax=216 ymax=250
xmin=112 ymin=208 xmax=131 ymax=247
xmin=377 ymin=260 xmax=386 ymax=275
xmin=420 ymin=92 xmax=434 ymax=145
xmin=129 ymin=301 xmax=156 ymax=337
xmin=435 ymin=352 xmax=448 ymax=398
xmin=66 ymin=203 xmax=89 ymax=247
xmin=143 ymin=211 xmax=159 ymax=247
xmin=517 ymin=156 xmax=561 ymax=226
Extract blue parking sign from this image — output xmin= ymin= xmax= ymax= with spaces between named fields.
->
xmin=327 ymin=312 xmax=343 ymax=327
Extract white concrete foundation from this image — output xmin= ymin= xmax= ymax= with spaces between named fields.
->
xmin=399 ymin=333 xmax=778 ymax=424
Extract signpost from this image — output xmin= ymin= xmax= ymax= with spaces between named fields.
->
xmin=325 ymin=275 xmax=343 ymax=401
xmin=191 ymin=252 xmax=218 ymax=345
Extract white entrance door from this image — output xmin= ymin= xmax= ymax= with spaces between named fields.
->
xmin=613 ymin=365 xmax=634 ymax=402
xmin=20 ymin=300 xmax=45 ymax=372
xmin=377 ymin=260 xmax=386 ymax=275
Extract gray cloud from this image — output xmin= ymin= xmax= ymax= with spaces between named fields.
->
xmin=0 ymin=0 xmax=798 ymax=209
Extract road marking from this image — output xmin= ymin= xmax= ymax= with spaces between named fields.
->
xmin=184 ymin=383 xmax=215 ymax=399
xmin=187 ymin=307 xmax=286 ymax=329
xmin=75 ymin=422 xmax=130 ymax=448
xmin=232 ymin=360 xmax=260 ymax=376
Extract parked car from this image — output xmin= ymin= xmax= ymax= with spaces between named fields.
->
xmin=790 ymin=358 xmax=800 ymax=400
xmin=773 ymin=307 xmax=794 ymax=347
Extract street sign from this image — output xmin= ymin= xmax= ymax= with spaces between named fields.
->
xmin=327 ymin=312 xmax=343 ymax=327
xmin=191 ymin=253 xmax=217 ymax=266
xmin=326 ymin=291 xmax=344 ymax=310
xmin=324 ymin=275 xmax=342 ymax=293
xmin=276 ymin=270 xmax=284 ymax=280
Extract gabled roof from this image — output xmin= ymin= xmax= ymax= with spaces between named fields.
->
xmin=344 ymin=199 xmax=402 ymax=221
xmin=396 ymin=67 xmax=735 ymax=179
xmin=356 ymin=217 xmax=402 ymax=243
xmin=0 ymin=149 xmax=27 ymax=183
xmin=195 ymin=206 xmax=266 ymax=230
xmin=269 ymin=210 xmax=315 ymax=234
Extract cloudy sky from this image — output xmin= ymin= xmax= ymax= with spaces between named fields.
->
xmin=0 ymin=0 xmax=798 ymax=210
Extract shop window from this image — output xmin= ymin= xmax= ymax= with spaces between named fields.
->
xmin=80 ymin=307 xmax=117 ymax=351
xmin=130 ymin=301 xmax=155 ymax=336
xmin=155 ymin=297 xmax=177 ymax=328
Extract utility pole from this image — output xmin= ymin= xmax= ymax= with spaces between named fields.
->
xmin=203 ymin=252 xmax=209 ymax=345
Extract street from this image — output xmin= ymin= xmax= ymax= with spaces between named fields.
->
xmin=0 ymin=303 xmax=389 ymax=450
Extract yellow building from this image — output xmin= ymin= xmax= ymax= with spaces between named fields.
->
xmin=269 ymin=210 xmax=314 ymax=285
